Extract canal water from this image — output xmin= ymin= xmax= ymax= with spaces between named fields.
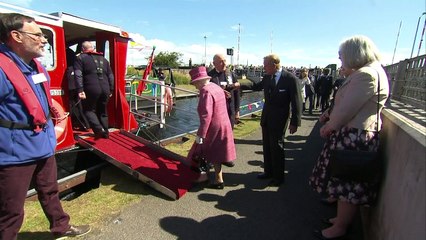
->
xmin=139 ymin=91 xmax=264 ymax=141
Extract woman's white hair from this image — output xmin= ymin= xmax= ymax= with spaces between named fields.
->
xmin=338 ymin=35 xmax=382 ymax=70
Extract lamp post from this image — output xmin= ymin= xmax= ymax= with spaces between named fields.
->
xmin=204 ymin=35 xmax=207 ymax=66
xmin=410 ymin=12 xmax=426 ymax=58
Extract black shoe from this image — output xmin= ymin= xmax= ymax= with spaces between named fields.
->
xmin=94 ymin=132 xmax=104 ymax=139
xmin=54 ymin=225 xmax=91 ymax=239
xmin=222 ymin=161 xmax=235 ymax=167
xmin=268 ymin=179 xmax=283 ymax=186
xmin=207 ymin=182 xmax=224 ymax=189
xmin=257 ymin=173 xmax=272 ymax=179
xmin=313 ymin=229 xmax=346 ymax=240
xmin=322 ymin=218 xmax=333 ymax=226
xmin=94 ymin=131 xmax=109 ymax=139
xmin=320 ymin=197 xmax=337 ymax=205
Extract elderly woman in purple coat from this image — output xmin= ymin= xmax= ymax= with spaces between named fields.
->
xmin=187 ymin=66 xmax=236 ymax=189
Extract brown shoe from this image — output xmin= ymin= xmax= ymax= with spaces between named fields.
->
xmin=55 ymin=225 xmax=91 ymax=239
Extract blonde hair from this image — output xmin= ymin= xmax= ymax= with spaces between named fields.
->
xmin=301 ymin=68 xmax=308 ymax=78
xmin=339 ymin=35 xmax=381 ymax=70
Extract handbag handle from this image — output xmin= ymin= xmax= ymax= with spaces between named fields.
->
xmin=375 ymin=70 xmax=380 ymax=132
xmin=194 ymin=142 xmax=204 ymax=156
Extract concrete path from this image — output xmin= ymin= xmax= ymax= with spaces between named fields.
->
xmin=83 ymin=112 xmax=363 ymax=240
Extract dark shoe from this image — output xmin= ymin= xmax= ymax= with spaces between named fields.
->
xmin=94 ymin=131 xmax=109 ymax=139
xmin=268 ymin=179 xmax=283 ymax=186
xmin=313 ymin=229 xmax=346 ymax=240
xmin=257 ymin=173 xmax=272 ymax=179
xmin=55 ymin=225 xmax=91 ymax=239
xmin=320 ymin=197 xmax=337 ymax=205
xmin=207 ymin=182 xmax=224 ymax=189
xmin=222 ymin=161 xmax=235 ymax=167
xmin=322 ymin=218 xmax=333 ymax=226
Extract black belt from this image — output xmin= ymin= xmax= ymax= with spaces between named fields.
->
xmin=0 ymin=116 xmax=50 ymax=130
xmin=0 ymin=118 xmax=33 ymax=130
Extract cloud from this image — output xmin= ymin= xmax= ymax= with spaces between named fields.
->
xmin=1 ymin=0 xmax=32 ymax=7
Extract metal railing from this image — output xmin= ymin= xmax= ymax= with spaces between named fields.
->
xmin=125 ymin=77 xmax=199 ymax=143
xmin=384 ymin=54 xmax=426 ymax=108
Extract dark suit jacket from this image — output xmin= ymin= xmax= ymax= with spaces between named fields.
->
xmin=249 ymin=70 xmax=302 ymax=130
xmin=208 ymin=69 xmax=239 ymax=120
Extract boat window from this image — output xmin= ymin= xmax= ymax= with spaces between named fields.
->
xmin=38 ymin=27 xmax=55 ymax=70
xmin=104 ymin=40 xmax=110 ymax=62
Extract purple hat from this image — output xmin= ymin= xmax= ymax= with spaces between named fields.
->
xmin=189 ymin=66 xmax=211 ymax=83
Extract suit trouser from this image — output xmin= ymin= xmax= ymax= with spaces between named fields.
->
xmin=304 ymin=94 xmax=314 ymax=113
xmin=0 ymin=156 xmax=70 ymax=239
xmin=69 ymin=89 xmax=89 ymax=129
xmin=261 ymin=125 xmax=286 ymax=182
xmin=82 ymin=89 xmax=109 ymax=134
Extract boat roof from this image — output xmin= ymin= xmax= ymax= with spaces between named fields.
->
xmin=0 ymin=2 xmax=125 ymax=43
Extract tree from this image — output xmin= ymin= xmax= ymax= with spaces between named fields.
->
xmin=152 ymin=51 xmax=183 ymax=68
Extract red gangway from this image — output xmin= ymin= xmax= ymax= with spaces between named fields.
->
xmin=77 ymin=130 xmax=199 ymax=200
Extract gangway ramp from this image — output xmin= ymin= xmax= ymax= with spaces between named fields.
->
xmin=77 ymin=130 xmax=199 ymax=200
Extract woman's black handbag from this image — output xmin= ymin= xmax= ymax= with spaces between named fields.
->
xmin=190 ymin=145 xmax=208 ymax=173
xmin=329 ymin=73 xmax=382 ymax=182
xmin=329 ymin=148 xmax=381 ymax=182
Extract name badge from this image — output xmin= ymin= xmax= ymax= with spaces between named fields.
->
xmin=227 ymin=76 xmax=233 ymax=84
xmin=32 ymin=73 xmax=47 ymax=84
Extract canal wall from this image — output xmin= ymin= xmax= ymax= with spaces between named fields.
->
xmin=363 ymin=108 xmax=425 ymax=240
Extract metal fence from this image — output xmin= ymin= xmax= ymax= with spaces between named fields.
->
xmin=384 ymin=54 xmax=426 ymax=108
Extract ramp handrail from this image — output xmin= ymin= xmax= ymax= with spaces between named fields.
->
xmin=126 ymin=78 xmax=199 ymax=143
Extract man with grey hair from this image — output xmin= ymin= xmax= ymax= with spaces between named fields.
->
xmin=0 ymin=13 xmax=90 ymax=239
xmin=74 ymin=41 xmax=114 ymax=139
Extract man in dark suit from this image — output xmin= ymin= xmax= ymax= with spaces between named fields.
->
xmin=244 ymin=54 xmax=302 ymax=186
xmin=208 ymin=53 xmax=240 ymax=129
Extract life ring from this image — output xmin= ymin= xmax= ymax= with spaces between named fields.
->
xmin=50 ymin=99 xmax=69 ymax=145
xmin=163 ymin=86 xmax=173 ymax=114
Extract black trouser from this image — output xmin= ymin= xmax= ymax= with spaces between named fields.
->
xmin=261 ymin=122 xmax=287 ymax=183
xmin=320 ymin=93 xmax=331 ymax=112
xmin=315 ymin=92 xmax=321 ymax=109
xmin=82 ymin=85 xmax=110 ymax=134
xmin=69 ymin=89 xmax=89 ymax=129
xmin=304 ymin=94 xmax=314 ymax=113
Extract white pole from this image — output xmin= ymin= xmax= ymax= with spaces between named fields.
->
xmin=392 ymin=21 xmax=403 ymax=64
xmin=204 ymin=36 xmax=207 ymax=65
xmin=237 ymin=23 xmax=240 ymax=66
xmin=410 ymin=12 xmax=426 ymax=58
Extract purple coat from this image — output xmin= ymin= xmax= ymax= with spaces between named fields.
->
xmin=188 ymin=83 xmax=236 ymax=164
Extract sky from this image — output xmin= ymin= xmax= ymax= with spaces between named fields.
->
xmin=2 ymin=0 xmax=426 ymax=68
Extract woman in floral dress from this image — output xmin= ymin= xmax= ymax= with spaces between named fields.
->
xmin=309 ymin=35 xmax=389 ymax=239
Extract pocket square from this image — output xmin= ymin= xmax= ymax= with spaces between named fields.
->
xmin=278 ymin=89 xmax=286 ymax=92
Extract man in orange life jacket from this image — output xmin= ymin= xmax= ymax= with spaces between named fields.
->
xmin=74 ymin=41 xmax=114 ymax=139
xmin=0 ymin=13 xmax=91 ymax=239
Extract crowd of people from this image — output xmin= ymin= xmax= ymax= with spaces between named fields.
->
xmin=188 ymin=35 xmax=389 ymax=240
xmin=0 ymin=11 xmax=389 ymax=240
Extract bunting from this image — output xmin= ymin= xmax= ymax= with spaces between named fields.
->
xmin=239 ymin=99 xmax=265 ymax=111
